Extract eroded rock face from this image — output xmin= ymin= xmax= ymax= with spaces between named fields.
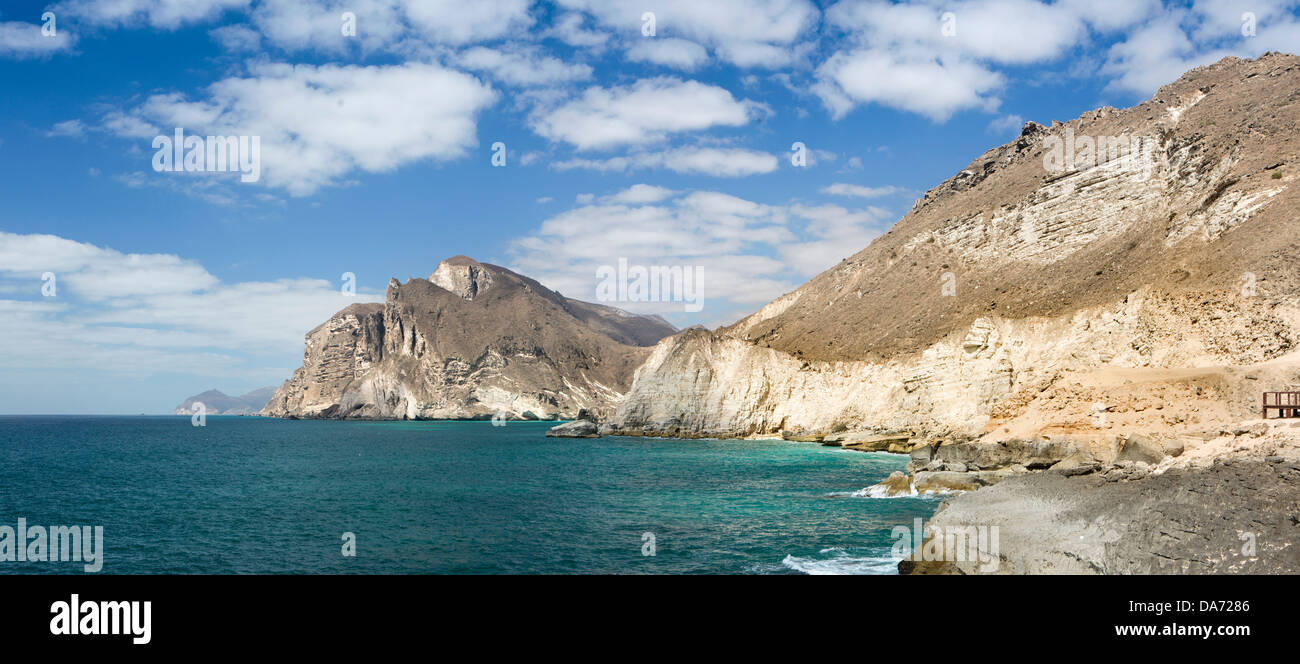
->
xmin=429 ymin=255 xmax=494 ymax=300
xmin=261 ymin=303 xmax=385 ymax=418
xmin=606 ymin=53 xmax=1300 ymax=441
xmin=262 ymin=257 xmax=677 ymax=420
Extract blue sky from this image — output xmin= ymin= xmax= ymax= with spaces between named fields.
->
xmin=0 ymin=0 xmax=1296 ymax=413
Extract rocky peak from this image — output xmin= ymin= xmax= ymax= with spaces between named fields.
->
xmin=429 ymin=255 xmax=494 ymax=300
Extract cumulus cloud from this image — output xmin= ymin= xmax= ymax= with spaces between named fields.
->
xmin=250 ymin=0 xmax=532 ymax=50
xmin=557 ymin=0 xmax=819 ymax=67
xmin=547 ymin=11 xmax=611 ymax=50
xmin=455 ymin=45 xmax=593 ymax=87
xmin=625 ymin=38 xmax=710 ymax=70
xmin=813 ymin=0 xmax=1166 ymax=121
xmin=245 ymin=0 xmax=398 ymax=53
xmin=531 ymin=77 xmax=757 ymax=150
xmin=507 ymin=188 xmax=892 ymax=324
xmin=401 ymin=0 xmax=534 ymax=44
xmin=0 ymin=231 xmax=377 ymax=377
xmin=821 ymin=183 xmax=901 ymax=198
xmin=553 ymin=146 xmax=779 ymax=177
xmin=1101 ymin=2 xmax=1300 ymax=97
xmin=46 ymin=119 xmax=86 ymax=137
xmin=103 ymin=61 xmax=497 ymax=196
xmin=816 ymin=48 xmax=1004 ymax=121
xmin=0 ymin=20 xmax=76 ymax=58
xmin=602 ymin=184 xmax=677 ymax=204
xmin=53 ymin=0 xmax=250 ymax=29
xmin=987 ymin=113 xmax=1026 ymax=134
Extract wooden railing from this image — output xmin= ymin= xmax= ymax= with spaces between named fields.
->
xmin=1262 ymin=392 xmax=1300 ymax=419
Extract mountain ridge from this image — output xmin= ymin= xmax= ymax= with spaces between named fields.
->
xmin=607 ymin=52 xmax=1300 ymax=450
xmin=261 ymin=256 xmax=677 ymax=420
xmin=173 ymin=387 xmax=277 ymax=415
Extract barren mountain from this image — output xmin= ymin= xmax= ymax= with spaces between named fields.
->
xmin=610 ymin=52 xmax=1300 ymax=447
xmin=174 ymin=387 xmax=276 ymax=415
xmin=262 ymin=256 xmax=676 ymax=420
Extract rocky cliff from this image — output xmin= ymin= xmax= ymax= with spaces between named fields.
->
xmin=608 ymin=53 xmax=1300 ymax=447
xmin=262 ymin=256 xmax=676 ymax=420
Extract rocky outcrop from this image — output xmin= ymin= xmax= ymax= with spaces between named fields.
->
xmin=867 ymin=438 xmax=1071 ymax=496
xmin=901 ymin=457 xmax=1300 ymax=574
xmin=262 ymin=257 xmax=677 ymax=420
xmin=605 ymin=53 xmax=1300 ymax=443
xmin=1049 ymin=452 xmax=1102 ymax=476
xmin=546 ymin=420 xmax=600 ymax=438
xmin=1114 ymin=433 xmax=1169 ymax=465
xmin=260 ymin=303 xmax=385 ymax=418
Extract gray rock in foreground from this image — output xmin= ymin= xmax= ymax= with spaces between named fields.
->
xmin=900 ymin=458 xmax=1300 ymax=574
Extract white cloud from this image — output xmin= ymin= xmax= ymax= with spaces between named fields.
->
xmin=0 ymin=21 xmax=76 ymax=58
xmin=625 ymin=38 xmax=709 ymax=70
xmin=209 ymin=0 xmax=535 ymax=54
xmin=401 ymin=0 xmax=533 ymax=45
xmin=46 ymin=119 xmax=86 ymax=137
xmin=557 ymin=0 xmax=819 ymax=67
xmin=455 ymin=46 xmax=593 ymax=87
xmin=1101 ymin=3 xmax=1300 ymax=97
xmin=246 ymin=0 xmax=389 ymax=53
xmin=987 ymin=113 xmax=1025 ymax=134
xmin=209 ymin=23 xmax=261 ymax=51
xmin=0 ymin=231 xmax=217 ymax=299
xmin=779 ymin=202 xmax=891 ymax=275
xmin=821 ymin=183 xmax=900 ymax=198
xmin=812 ymin=0 xmax=1166 ymax=120
xmin=603 ymin=184 xmax=677 ymax=204
xmin=531 ymin=77 xmax=756 ymax=150
xmin=1060 ymin=0 xmax=1162 ymax=32
xmin=53 ymin=0 xmax=250 ymax=29
xmin=547 ymin=11 xmax=610 ymax=50
xmin=0 ymin=231 xmax=380 ymax=376
xmin=816 ymin=48 xmax=1004 ymax=121
xmin=553 ymin=146 xmax=779 ymax=177
xmin=1101 ymin=16 xmax=1222 ymax=96
xmin=104 ymin=61 xmax=498 ymax=196
xmin=507 ymin=188 xmax=892 ymax=323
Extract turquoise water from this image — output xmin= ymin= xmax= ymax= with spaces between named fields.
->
xmin=0 ymin=416 xmax=941 ymax=574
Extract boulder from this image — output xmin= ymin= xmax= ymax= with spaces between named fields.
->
xmin=837 ymin=431 xmax=913 ymax=452
xmin=546 ymin=420 xmax=600 ymax=438
xmin=780 ymin=430 xmax=823 ymax=442
xmin=913 ymin=470 xmax=1011 ymax=493
xmin=1050 ymin=452 xmax=1101 ymax=476
xmin=1157 ymin=436 xmax=1185 ymax=458
xmin=1115 ymin=434 xmax=1167 ymax=465
xmin=866 ymin=471 xmax=915 ymax=497
xmin=910 ymin=444 xmax=935 ymax=465
xmin=933 ymin=439 xmax=1073 ymax=470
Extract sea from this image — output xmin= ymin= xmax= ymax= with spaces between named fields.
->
xmin=0 ymin=416 xmax=943 ymax=574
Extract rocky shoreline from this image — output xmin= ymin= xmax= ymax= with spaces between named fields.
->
xmin=900 ymin=455 xmax=1300 ymax=574
xmin=546 ymin=416 xmax=1300 ymax=573
xmin=883 ymin=422 xmax=1300 ymax=574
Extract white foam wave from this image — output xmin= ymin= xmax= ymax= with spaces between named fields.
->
xmin=781 ymin=548 xmax=901 ymax=575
